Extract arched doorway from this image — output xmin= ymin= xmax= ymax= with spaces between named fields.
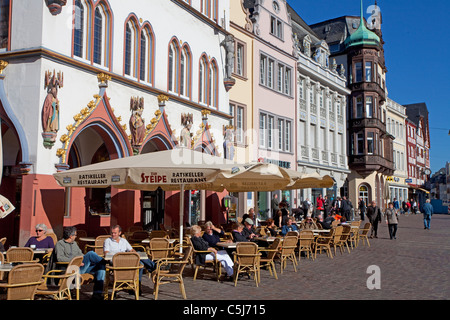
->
xmin=358 ymin=183 xmax=371 ymax=207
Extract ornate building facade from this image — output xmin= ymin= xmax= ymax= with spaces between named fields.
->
xmin=288 ymin=4 xmax=350 ymax=205
xmin=0 ymin=0 xmax=233 ymax=245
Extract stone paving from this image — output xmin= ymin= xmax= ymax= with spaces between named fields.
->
xmin=79 ymin=213 xmax=450 ymax=302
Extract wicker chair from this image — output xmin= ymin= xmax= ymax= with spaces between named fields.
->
xmin=339 ymin=225 xmax=352 ymax=254
xmin=148 ymin=238 xmax=173 ymax=263
xmin=232 ymin=242 xmax=261 ymax=287
xmin=188 ymin=237 xmax=219 ymax=281
xmin=35 ymin=255 xmax=84 ymax=300
xmin=258 ymin=237 xmax=281 ymax=280
xmin=152 ymin=246 xmax=192 ymax=300
xmin=0 ymin=263 xmax=44 ymax=300
xmin=314 ymin=228 xmax=335 ymax=259
xmin=0 ymin=251 xmax=5 ymax=281
xmin=6 ymin=247 xmax=39 ymax=263
xmin=298 ymin=230 xmax=315 ymax=262
xmin=46 ymin=233 xmax=58 ymax=247
xmin=128 ymin=226 xmax=144 ymax=233
xmin=128 ymin=230 xmax=150 ymax=245
xmin=330 ymin=226 xmax=344 ymax=255
xmin=149 ymin=230 xmax=169 ymax=240
xmin=358 ymin=222 xmax=371 ymax=247
xmin=349 ymin=222 xmax=361 ymax=248
xmin=104 ymin=252 xmax=143 ymax=300
xmin=84 ymin=235 xmax=110 ymax=256
xmin=0 ymin=237 xmax=6 ymax=247
xmin=279 ymin=236 xmax=298 ymax=274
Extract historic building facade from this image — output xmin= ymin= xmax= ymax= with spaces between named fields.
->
xmin=386 ymin=98 xmax=408 ymax=203
xmin=0 ymin=0 xmax=233 ymax=245
xmin=288 ymin=4 xmax=350 ymax=205
xmin=310 ymin=3 xmax=394 ymax=208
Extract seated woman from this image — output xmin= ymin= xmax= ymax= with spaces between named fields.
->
xmin=191 ymin=225 xmax=234 ymax=279
xmin=265 ymin=219 xmax=279 ymax=236
xmin=24 ymin=223 xmax=55 ymax=249
xmin=231 ymin=223 xmax=249 ymax=243
xmin=202 ymin=221 xmax=225 ymax=247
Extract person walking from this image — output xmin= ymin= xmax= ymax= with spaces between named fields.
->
xmin=422 ymin=199 xmax=434 ymax=230
xmin=366 ymin=201 xmax=382 ymax=238
xmin=358 ymin=198 xmax=366 ymax=221
xmin=384 ymin=202 xmax=399 ymax=240
xmin=271 ymin=194 xmax=279 ymax=218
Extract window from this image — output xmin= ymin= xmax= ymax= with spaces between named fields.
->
xmin=235 ymin=41 xmax=246 ymax=77
xmin=93 ymin=7 xmax=103 ymax=65
xmin=355 ymin=62 xmax=362 ymax=82
xmin=366 ymin=97 xmax=373 ymax=118
xmin=199 ymin=55 xmax=208 ymax=104
xmin=357 ymin=133 xmax=364 ymax=154
xmin=0 ymin=0 xmax=10 ymax=50
xmin=365 ymin=62 xmax=372 ymax=82
xmin=270 ymin=16 xmax=283 ymax=39
xmin=259 ymin=113 xmax=267 ymax=148
xmin=356 ymin=97 xmax=363 ymax=118
xmin=169 ymin=40 xmax=180 ymax=93
xmin=139 ymin=31 xmax=147 ymax=81
xmin=201 ymin=0 xmax=218 ymax=21
xmin=285 ymin=121 xmax=291 ymax=152
xmin=209 ymin=60 xmax=218 ymax=108
xmin=359 ymin=184 xmax=370 ymax=205
xmin=180 ymin=46 xmax=191 ymax=97
xmin=284 ymin=68 xmax=291 ymax=95
xmin=230 ymin=103 xmax=245 ymax=144
xmin=268 ymin=58 xmax=274 ymax=88
xmin=277 ymin=64 xmax=283 ymax=92
xmin=268 ymin=116 xmax=274 ymax=149
xmin=260 ymin=55 xmax=267 ymax=85
xmin=124 ymin=20 xmax=138 ymax=77
xmin=367 ymin=132 xmax=374 ymax=154
xmin=73 ymin=0 xmax=84 ymax=57
xmin=140 ymin=25 xmax=155 ymax=84
xmin=278 ymin=119 xmax=284 ymax=150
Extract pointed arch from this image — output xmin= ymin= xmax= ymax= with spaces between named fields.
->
xmin=140 ymin=21 xmax=155 ymax=85
xmin=198 ymin=53 xmax=209 ymax=105
xmin=168 ymin=37 xmax=181 ymax=94
xmin=123 ymin=13 xmax=140 ymax=78
xmin=180 ymin=43 xmax=192 ymax=98
xmin=92 ymin=0 xmax=113 ymax=69
xmin=209 ymin=58 xmax=219 ymax=109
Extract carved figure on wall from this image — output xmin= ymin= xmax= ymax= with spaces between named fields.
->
xmin=42 ymin=70 xmax=63 ymax=148
xmin=180 ymin=113 xmax=193 ymax=148
xmin=223 ymin=125 xmax=235 ymax=160
xmin=220 ymin=34 xmax=235 ymax=79
xmin=129 ymin=97 xmax=145 ymax=147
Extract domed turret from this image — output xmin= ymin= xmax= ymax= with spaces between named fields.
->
xmin=344 ymin=0 xmax=380 ymax=49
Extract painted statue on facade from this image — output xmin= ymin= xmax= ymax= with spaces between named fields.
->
xmin=41 ymin=70 xmax=63 ymax=148
xmin=221 ymin=34 xmax=235 ymax=79
xmin=180 ymin=113 xmax=193 ymax=148
xmin=129 ymin=97 xmax=145 ymax=148
xmin=223 ymin=125 xmax=235 ymax=160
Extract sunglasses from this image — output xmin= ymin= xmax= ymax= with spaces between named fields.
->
xmin=36 ymin=230 xmax=44 ymax=233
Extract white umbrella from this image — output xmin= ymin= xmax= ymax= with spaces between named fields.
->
xmin=0 ymin=194 xmax=15 ymax=219
xmin=53 ymin=149 xmax=297 ymax=249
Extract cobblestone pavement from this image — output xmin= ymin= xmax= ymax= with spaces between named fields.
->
xmin=80 ymin=213 xmax=450 ymax=302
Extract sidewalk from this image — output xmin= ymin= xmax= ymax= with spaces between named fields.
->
xmin=80 ymin=214 xmax=450 ymax=301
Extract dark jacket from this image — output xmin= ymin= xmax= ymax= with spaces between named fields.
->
xmin=232 ymin=230 xmax=248 ymax=243
xmin=191 ymin=236 xmax=210 ymax=266
xmin=202 ymin=230 xmax=224 ymax=247
xmin=366 ymin=206 xmax=382 ymax=223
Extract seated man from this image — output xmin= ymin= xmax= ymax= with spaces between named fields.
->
xmin=299 ymin=216 xmax=318 ymax=230
xmin=54 ymin=226 xmax=106 ymax=300
xmin=202 ymin=221 xmax=225 ymax=247
xmin=103 ymin=225 xmax=156 ymax=293
xmin=281 ymin=218 xmax=299 ymax=236
xmin=241 ymin=218 xmax=257 ymax=241
xmin=319 ymin=213 xmax=340 ymax=230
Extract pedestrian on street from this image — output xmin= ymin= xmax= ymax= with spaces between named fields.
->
xmin=366 ymin=201 xmax=382 ymax=238
xmin=358 ymin=198 xmax=366 ymax=221
xmin=341 ymin=196 xmax=353 ymax=222
xmin=422 ymin=199 xmax=434 ymax=230
xmin=384 ymin=202 xmax=399 ymax=240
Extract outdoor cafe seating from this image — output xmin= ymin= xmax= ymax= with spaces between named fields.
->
xmin=233 ymin=242 xmax=260 ymax=287
xmin=0 ymin=263 xmax=44 ymax=300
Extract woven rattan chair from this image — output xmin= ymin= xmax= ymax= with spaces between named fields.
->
xmin=6 ymin=247 xmax=38 ymax=263
xmin=339 ymin=225 xmax=352 ymax=254
xmin=286 ymin=231 xmax=299 ymax=237
xmin=0 ymin=263 xmax=44 ymax=300
xmin=84 ymin=235 xmax=110 ymax=256
xmin=148 ymin=238 xmax=173 ymax=263
xmin=0 ymin=237 xmax=6 ymax=246
xmin=149 ymin=230 xmax=169 ymax=240
xmin=104 ymin=252 xmax=143 ymax=300
xmin=0 ymin=251 xmax=5 ymax=281
xmin=188 ymin=237 xmax=219 ymax=281
xmin=349 ymin=222 xmax=361 ymax=248
xmin=358 ymin=222 xmax=371 ymax=247
xmin=298 ymin=230 xmax=315 ymax=262
xmin=279 ymin=236 xmax=298 ymax=274
xmin=232 ymin=242 xmax=261 ymax=287
xmin=314 ymin=228 xmax=335 ymax=259
xmin=128 ymin=226 xmax=144 ymax=233
xmin=35 ymin=255 xmax=83 ymax=300
xmin=258 ymin=237 xmax=281 ymax=280
xmin=330 ymin=226 xmax=344 ymax=255
xmin=152 ymin=246 xmax=192 ymax=300
xmin=46 ymin=233 xmax=58 ymax=246
xmin=128 ymin=230 xmax=150 ymax=245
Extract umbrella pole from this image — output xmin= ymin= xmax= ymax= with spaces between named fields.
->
xmin=179 ymin=183 xmax=185 ymax=253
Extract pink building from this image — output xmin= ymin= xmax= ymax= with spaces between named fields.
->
xmin=245 ymin=0 xmax=297 ymax=214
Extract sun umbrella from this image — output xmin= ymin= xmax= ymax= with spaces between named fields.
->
xmin=53 ymin=149 xmax=296 ymax=249
xmin=0 ymin=194 xmax=15 ymax=219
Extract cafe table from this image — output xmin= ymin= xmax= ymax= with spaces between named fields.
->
xmin=78 ymin=237 xmax=96 ymax=243
xmin=141 ymin=238 xmax=177 ymax=245
xmin=104 ymin=251 xmax=149 ymax=261
xmin=215 ymin=242 xmax=237 ymax=249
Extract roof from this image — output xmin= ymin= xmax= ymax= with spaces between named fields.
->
xmin=286 ymin=3 xmax=321 ymax=42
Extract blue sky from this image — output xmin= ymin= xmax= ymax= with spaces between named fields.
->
xmin=287 ymin=0 xmax=450 ymax=173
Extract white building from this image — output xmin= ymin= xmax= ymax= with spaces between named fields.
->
xmin=288 ymin=5 xmax=351 ymax=204
xmin=386 ymin=97 xmax=408 ymax=203
xmin=0 ymin=0 xmax=233 ymax=244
